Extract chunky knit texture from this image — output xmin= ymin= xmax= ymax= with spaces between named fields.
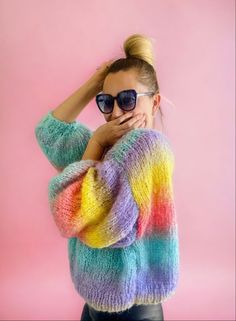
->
xmin=35 ymin=110 xmax=180 ymax=313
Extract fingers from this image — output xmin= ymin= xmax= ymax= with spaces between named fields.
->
xmin=96 ymin=57 xmax=117 ymax=71
xmin=117 ymin=113 xmax=146 ymax=137
xmin=121 ymin=113 xmax=146 ymax=128
xmin=116 ymin=112 xmax=134 ymax=125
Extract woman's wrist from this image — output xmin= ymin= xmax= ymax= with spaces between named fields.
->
xmin=85 ymin=76 xmax=102 ymax=96
xmin=81 ymin=137 xmax=105 ymax=161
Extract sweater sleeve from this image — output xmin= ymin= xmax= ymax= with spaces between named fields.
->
xmin=48 ymin=128 xmax=176 ymax=249
xmin=34 ymin=110 xmax=93 ymax=170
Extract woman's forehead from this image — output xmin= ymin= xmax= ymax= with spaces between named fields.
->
xmin=103 ymin=70 xmax=144 ymax=95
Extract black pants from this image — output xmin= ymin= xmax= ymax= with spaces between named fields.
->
xmin=80 ymin=302 xmax=164 ymax=321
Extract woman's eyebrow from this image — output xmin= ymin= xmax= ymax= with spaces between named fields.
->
xmin=102 ymin=89 xmax=134 ymax=97
xmin=100 ymin=91 xmax=115 ymax=97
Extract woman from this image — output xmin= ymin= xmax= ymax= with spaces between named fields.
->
xmin=35 ymin=33 xmax=180 ymax=321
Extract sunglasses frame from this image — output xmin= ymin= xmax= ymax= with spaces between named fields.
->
xmin=95 ymin=89 xmax=155 ymax=114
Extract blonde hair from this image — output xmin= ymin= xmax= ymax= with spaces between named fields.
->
xmin=107 ymin=33 xmax=164 ymax=131
xmin=123 ymin=33 xmax=156 ymax=68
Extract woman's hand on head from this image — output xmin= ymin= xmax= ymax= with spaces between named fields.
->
xmin=92 ymin=112 xmax=146 ymax=148
xmin=89 ymin=59 xmax=116 ymax=93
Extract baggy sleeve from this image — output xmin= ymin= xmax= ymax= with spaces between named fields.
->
xmin=34 ymin=110 xmax=93 ymax=170
xmin=48 ymin=128 xmax=176 ymax=249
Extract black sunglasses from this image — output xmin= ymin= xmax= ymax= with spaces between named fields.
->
xmin=95 ymin=89 xmax=155 ymax=114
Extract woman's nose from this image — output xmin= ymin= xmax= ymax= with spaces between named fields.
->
xmin=111 ymin=99 xmax=124 ymax=118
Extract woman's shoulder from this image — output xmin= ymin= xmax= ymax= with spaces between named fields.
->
xmin=118 ymin=128 xmax=173 ymax=154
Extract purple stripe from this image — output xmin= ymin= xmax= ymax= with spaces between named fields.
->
xmin=96 ymin=159 xmax=139 ymax=247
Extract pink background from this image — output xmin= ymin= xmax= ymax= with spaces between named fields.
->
xmin=0 ymin=0 xmax=235 ymax=320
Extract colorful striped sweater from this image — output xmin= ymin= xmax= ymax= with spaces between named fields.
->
xmin=35 ymin=110 xmax=180 ymax=313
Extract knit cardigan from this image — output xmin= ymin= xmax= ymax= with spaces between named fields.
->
xmin=35 ymin=110 xmax=180 ymax=313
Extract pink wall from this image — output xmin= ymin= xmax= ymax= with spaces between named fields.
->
xmin=0 ymin=0 xmax=235 ymax=320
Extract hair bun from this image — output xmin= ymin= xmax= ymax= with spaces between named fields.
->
xmin=123 ymin=33 xmax=156 ymax=68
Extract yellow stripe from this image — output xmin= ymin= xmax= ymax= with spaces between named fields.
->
xmin=79 ymin=167 xmax=120 ymax=248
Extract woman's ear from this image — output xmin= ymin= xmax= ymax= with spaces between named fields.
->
xmin=152 ymin=93 xmax=161 ymax=116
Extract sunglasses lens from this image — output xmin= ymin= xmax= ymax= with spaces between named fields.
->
xmin=118 ymin=90 xmax=136 ymax=110
xmin=96 ymin=95 xmax=113 ymax=113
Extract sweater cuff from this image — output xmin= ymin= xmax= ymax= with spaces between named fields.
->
xmin=35 ymin=110 xmax=93 ymax=168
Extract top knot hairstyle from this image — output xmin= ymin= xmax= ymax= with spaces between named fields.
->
xmin=106 ymin=33 xmax=163 ymax=130
xmin=124 ymin=33 xmax=156 ymax=68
